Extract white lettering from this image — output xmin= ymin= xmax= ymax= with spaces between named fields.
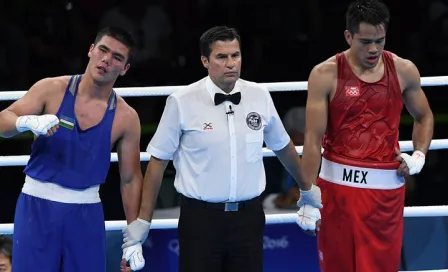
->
xmin=263 ymin=236 xmax=289 ymax=250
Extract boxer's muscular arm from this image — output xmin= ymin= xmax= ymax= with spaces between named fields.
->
xmin=117 ymin=106 xmax=144 ymax=224
xmin=0 ymin=78 xmax=55 ymax=138
xmin=398 ymin=59 xmax=434 ymax=154
xmin=302 ymin=62 xmax=334 ymax=186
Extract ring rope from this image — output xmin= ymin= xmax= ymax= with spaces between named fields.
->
xmin=0 ymin=205 xmax=447 ymax=234
xmin=1 ymin=139 xmax=447 ymax=166
xmin=0 ymin=76 xmax=447 ymax=101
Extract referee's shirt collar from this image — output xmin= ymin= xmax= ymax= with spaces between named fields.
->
xmin=205 ymin=76 xmax=241 ymax=102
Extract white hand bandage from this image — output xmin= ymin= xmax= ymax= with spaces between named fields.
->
xmin=296 ymin=185 xmax=322 ymax=232
xmin=399 ymin=150 xmax=426 ymax=175
xmin=16 ymin=115 xmax=59 ymax=135
xmin=297 ymin=184 xmax=323 ymax=209
xmin=297 ymin=204 xmax=321 ymax=231
xmin=122 ymin=218 xmax=151 ymax=249
xmin=122 ymin=243 xmax=145 ymax=271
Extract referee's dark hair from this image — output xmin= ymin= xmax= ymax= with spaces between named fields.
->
xmin=200 ymin=26 xmax=241 ymax=60
xmin=0 ymin=235 xmax=12 ymax=263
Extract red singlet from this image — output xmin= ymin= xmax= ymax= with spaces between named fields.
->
xmin=317 ymin=51 xmax=405 ymax=272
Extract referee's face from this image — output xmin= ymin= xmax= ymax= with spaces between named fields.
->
xmin=202 ymin=39 xmax=241 ymax=93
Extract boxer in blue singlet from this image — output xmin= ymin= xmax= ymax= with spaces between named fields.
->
xmin=0 ymin=27 xmax=145 ymax=272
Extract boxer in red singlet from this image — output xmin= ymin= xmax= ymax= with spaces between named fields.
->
xmin=300 ymin=0 xmax=434 ymax=271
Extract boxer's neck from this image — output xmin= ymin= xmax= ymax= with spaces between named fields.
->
xmin=78 ymin=74 xmax=113 ymax=101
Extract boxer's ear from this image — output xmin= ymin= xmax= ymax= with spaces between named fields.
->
xmin=88 ymin=44 xmax=94 ymax=58
xmin=120 ymin=63 xmax=130 ymax=76
xmin=344 ymin=30 xmax=353 ymax=46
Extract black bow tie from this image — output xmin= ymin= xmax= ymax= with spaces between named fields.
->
xmin=214 ymin=92 xmax=241 ymax=105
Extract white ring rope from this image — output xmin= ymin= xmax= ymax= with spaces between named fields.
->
xmin=0 ymin=76 xmax=447 ymax=100
xmin=1 ymin=139 xmax=447 ymax=166
xmin=2 ymin=138 xmax=448 ymax=166
xmin=0 ymin=205 xmax=447 ymax=234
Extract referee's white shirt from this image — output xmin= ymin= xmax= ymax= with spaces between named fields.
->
xmin=147 ymin=76 xmax=290 ymax=202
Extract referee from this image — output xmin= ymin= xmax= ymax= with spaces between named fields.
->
xmin=122 ymin=26 xmax=321 ymax=272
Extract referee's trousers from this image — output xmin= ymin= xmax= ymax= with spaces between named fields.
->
xmin=178 ymin=195 xmax=265 ymax=272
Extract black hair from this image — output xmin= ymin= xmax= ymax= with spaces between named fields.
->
xmin=94 ymin=26 xmax=136 ymax=63
xmin=346 ymin=0 xmax=390 ymax=34
xmin=0 ymin=235 xmax=12 ymax=263
xmin=199 ymin=26 xmax=241 ymax=59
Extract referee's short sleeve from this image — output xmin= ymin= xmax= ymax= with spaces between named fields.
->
xmin=146 ymin=95 xmax=182 ymax=160
xmin=263 ymin=90 xmax=290 ymax=151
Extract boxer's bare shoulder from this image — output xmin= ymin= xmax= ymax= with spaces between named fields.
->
xmin=30 ymin=76 xmax=71 ymax=96
xmin=6 ymin=76 xmax=71 ymax=117
xmin=308 ymin=55 xmax=338 ymax=98
xmin=390 ymin=52 xmax=416 ymax=74
xmin=315 ymin=56 xmax=338 ymax=75
xmin=389 ymin=53 xmax=421 ymax=93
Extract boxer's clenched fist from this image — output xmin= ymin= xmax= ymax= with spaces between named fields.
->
xmin=16 ymin=115 xmax=59 ymax=136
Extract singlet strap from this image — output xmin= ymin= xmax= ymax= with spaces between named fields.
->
xmin=68 ymin=75 xmax=82 ymax=96
xmin=108 ymin=91 xmax=117 ymax=111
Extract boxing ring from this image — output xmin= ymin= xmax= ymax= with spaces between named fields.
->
xmin=1 ymin=76 xmax=448 ymax=271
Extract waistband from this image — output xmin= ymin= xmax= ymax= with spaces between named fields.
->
xmin=181 ymin=195 xmax=261 ymax=212
xmin=22 ymin=176 xmax=101 ymax=204
xmin=319 ymin=157 xmax=405 ymax=190
xmin=323 ymin=151 xmax=400 ymax=169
